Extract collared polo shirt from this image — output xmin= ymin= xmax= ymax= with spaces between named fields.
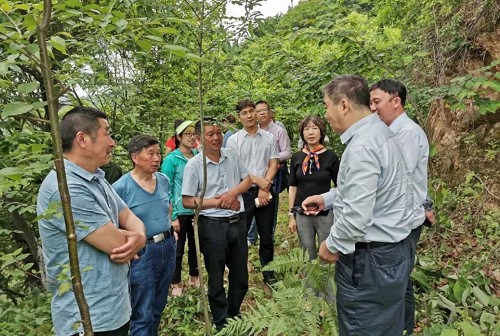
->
xmin=390 ymin=113 xmax=429 ymax=229
xmin=37 ymin=159 xmax=131 ymax=336
xmin=322 ymin=114 xmax=415 ymax=255
xmin=182 ymin=148 xmax=249 ymax=217
xmin=226 ymin=127 xmax=279 ymax=178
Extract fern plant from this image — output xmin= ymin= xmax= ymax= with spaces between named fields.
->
xmin=218 ymin=248 xmax=339 ymax=336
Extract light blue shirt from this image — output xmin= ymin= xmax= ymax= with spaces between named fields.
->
xmin=182 ymin=148 xmax=249 ymax=217
xmin=37 ymin=159 xmax=131 ymax=336
xmin=226 ymin=127 xmax=279 ymax=178
xmin=322 ymin=114 xmax=414 ymax=255
xmin=113 ymin=172 xmax=171 ymax=237
xmin=389 ymin=113 xmax=429 ymax=229
xmin=222 ymin=129 xmax=236 ymax=148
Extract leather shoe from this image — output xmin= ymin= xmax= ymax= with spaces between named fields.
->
xmin=263 ymin=275 xmax=277 ymax=287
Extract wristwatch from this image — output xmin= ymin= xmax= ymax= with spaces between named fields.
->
xmin=288 ymin=211 xmax=295 ymax=217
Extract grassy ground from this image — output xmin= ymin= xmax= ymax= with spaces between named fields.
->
xmin=160 ymin=192 xmax=299 ymax=335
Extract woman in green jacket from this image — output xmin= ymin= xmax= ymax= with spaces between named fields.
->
xmin=161 ymin=121 xmax=199 ymax=296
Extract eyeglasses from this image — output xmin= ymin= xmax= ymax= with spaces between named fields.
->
xmin=183 ymin=132 xmax=195 ymax=137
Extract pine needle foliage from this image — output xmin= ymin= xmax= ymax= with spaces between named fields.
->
xmin=218 ymin=248 xmax=339 ymax=336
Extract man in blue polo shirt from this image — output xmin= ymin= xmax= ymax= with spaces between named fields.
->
xmin=182 ymin=119 xmax=252 ymax=331
xmin=37 ymin=106 xmax=146 ymax=336
xmin=113 ymin=135 xmax=176 ymax=336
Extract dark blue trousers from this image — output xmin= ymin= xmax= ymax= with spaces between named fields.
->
xmin=336 ymin=236 xmax=412 ymax=336
xmin=242 ymin=189 xmax=276 ymax=278
xmin=198 ymin=215 xmax=249 ymax=329
xmin=405 ymin=225 xmax=423 ymax=336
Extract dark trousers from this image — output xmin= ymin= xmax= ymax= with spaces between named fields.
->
xmin=198 ymin=215 xmax=249 ymax=329
xmin=336 ymin=236 xmax=412 ymax=336
xmin=405 ymin=225 xmax=423 ymax=336
xmin=242 ymin=189 xmax=276 ymax=277
xmin=72 ymin=321 xmax=130 ymax=336
xmin=172 ymin=214 xmax=198 ymax=284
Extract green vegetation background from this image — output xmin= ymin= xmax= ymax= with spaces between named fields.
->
xmin=0 ymin=0 xmax=499 ymax=335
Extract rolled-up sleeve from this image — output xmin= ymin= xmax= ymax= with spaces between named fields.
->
xmin=326 ymin=146 xmax=381 ymax=255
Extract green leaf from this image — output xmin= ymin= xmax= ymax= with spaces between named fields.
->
xmin=145 ymin=35 xmax=163 ymax=42
xmin=429 ymin=143 xmax=437 ymax=158
xmin=79 ymin=16 xmax=94 ymax=23
xmin=50 ymin=36 xmax=67 ymax=54
xmin=115 ymin=19 xmax=128 ymax=28
xmin=32 ymin=101 xmax=48 ymax=109
xmin=186 ymin=53 xmax=203 ymax=63
xmin=472 ymin=286 xmax=490 ymax=306
xmin=2 ymin=102 xmax=34 ymax=118
xmin=155 ymin=27 xmax=179 ymax=35
xmin=479 ymin=312 xmax=495 ymax=330
xmin=58 ymin=281 xmax=72 ymax=296
xmin=460 ymin=322 xmax=482 ymax=336
xmin=23 ymin=14 xmax=37 ymax=31
xmin=164 ymin=44 xmax=189 ymax=56
xmin=411 ymin=270 xmax=431 ymax=289
xmin=82 ymin=266 xmax=93 ymax=272
xmin=137 ymin=40 xmax=152 ymax=51
xmin=17 ymin=81 xmax=39 ymax=94
xmin=440 ymin=330 xmax=458 ymax=336
xmin=22 ymin=263 xmax=34 ymax=271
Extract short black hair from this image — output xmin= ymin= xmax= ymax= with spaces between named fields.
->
xmin=370 ymin=79 xmax=407 ymax=107
xmin=255 ymin=100 xmax=270 ymax=110
xmin=323 ymin=74 xmax=370 ymax=108
xmin=60 ymin=106 xmax=108 ymax=152
xmin=128 ymin=135 xmax=159 ymax=159
xmin=224 ymin=114 xmax=236 ymax=123
xmin=195 ymin=117 xmax=219 ymax=135
xmin=299 ymin=116 xmax=327 ymax=146
xmin=236 ymin=99 xmax=255 ymax=113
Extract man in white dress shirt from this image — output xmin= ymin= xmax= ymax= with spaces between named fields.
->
xmin=370 ymin=79 xmax=434 ymax=335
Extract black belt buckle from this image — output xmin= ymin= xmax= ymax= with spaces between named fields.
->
xmin=228 ymin=214 xmax=240 ymax=224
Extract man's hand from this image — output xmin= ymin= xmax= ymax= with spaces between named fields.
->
xmin=257 ymin=189 xmax=271 ymax=207
xmin=301 ymin=195 xmax=325 ymax=215
xmin=318 ymin=241 xmax=338 ymax=264
xmin=217 ymin=192 xmax=239 ymax=209
xmin=255 ymin=177 xmax=272 ymax=192
xmin=425 ymin=211 xmax=435 ymax=225
xmin=172 ymin=219 xmax=180 ymax=232
xmin=289 ymin=216 xmax=297 ymax=234
xmin=110 ymin=230 xmax=146 ymax=263
xmin=215 ymin=193 xmax=241 ymax=211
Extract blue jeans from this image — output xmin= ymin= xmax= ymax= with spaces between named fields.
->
xmin=129 ymin=234 xmax=176 ymax=336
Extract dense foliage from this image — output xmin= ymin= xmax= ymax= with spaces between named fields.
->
xmin=1 ymin=0 xmax=499 ymax=334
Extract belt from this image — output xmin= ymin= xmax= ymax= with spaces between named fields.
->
xmin=201 ymin=213 xmax=244 ymax=224
xmin=147 ymin=227 xmax=174 ymax=243
xmin=355 ymin=241 xmax=394 ymax=249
